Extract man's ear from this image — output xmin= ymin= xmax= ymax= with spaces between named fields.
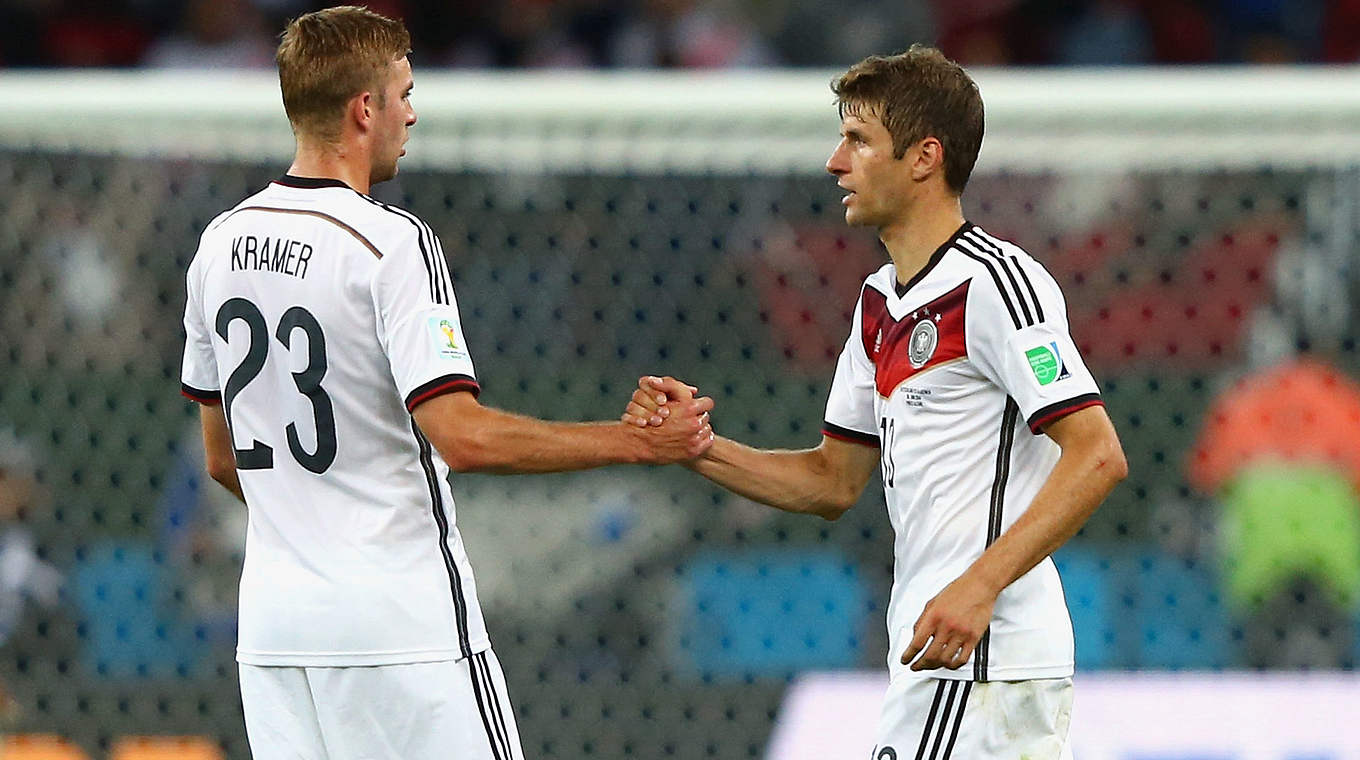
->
xmin=347 ymin=91 xmax=375 ymax=133
xmin=909 ymin=137 xmax=945 ymax=182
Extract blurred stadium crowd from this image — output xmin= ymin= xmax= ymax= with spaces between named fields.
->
xmin=3 ymin=0 xmax=1360 ymax=69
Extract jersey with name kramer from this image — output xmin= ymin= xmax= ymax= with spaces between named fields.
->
xmin=181 ymin=175 xmax=488 ymax=666
xmin=823 ymin=222 xmax=1103 ymax=682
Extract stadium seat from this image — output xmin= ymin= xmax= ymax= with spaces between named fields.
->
xmin=68 ymin=541 xmax=199 ymax=678
xmin=1122 ymin=551 xmax=1234 ymax=669
xmin=1053 ymin=545 xmax=1120 ymax=669
xmin=0 ymin=735 xmax=90 ymax=760
xmin=108 ymin=736 xmax=223 ymax=760
xmin=674 ymin=548 xmax=870 ymax=680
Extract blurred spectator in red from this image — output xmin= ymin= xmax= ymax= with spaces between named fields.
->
xmin=749 ymin=223 xmax=885 ymax=374
xmin=1322 ymin=0 xmax=1360 ymax=61
xmin=41 ymin=0 xmax=150 ymax=67
xmin=932 ymin=0 xmax=1019 ymax=64
xmin=142 ymin=0 xmax=274 ymax=68
xmin=1144 ymin=0 xmax=1217 ymax=62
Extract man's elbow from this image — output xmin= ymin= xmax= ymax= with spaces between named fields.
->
xmin=817 ymin=502 xmax=851 ymax=521
xmin=1096 ymin=439 xmax=1129 ymax=486
xmin=815 ymin=488 xmax=859 ymax=521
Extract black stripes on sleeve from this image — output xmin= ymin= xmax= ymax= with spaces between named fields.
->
xmin=1027 ymin=393 xmax=1104 ymax=433
xmin=822 ymin=422 xmax=880 ymax=447
xmin=358 ymin=195 xmax=453 ymax=305
xmin=956 ymin=229 xmax=1045 ymax=329
xmin=180 ymin=383 xmax=222 ymax=405
xmin=405 ymin=374 xmax=481 ymax=411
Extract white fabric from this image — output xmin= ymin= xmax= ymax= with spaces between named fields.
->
xmin=239 ymin=650 xmax=523 ymax=760
xmin=874 ymin=675 xmax=1074 ymax=760
xmin=181 ymin=178 xmax=488 ymax=665
xmin=824 ymin=223 xmax=1102 ymax=682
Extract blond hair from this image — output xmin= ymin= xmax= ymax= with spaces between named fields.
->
xmin=276 ymin=5 xmax=411 ymax=142
xmin=832 ymin=45 xmax=984 ymax=194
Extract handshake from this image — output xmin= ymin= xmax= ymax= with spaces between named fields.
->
xmin=619 ymin=375 xmax=716 ymax=465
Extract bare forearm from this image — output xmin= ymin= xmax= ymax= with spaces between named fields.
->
xmin=688 ymin=437 xmax=863 ymax=519
xmin=967 ymin=442 xmax=1125 ymax=594
xmin=435 ymin=410 xmax=647 ymax=474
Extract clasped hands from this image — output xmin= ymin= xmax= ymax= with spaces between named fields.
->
xmin=625 ymin=375 xmax=715 ymax=463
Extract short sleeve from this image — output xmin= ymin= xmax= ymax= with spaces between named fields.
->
xmin=966 ymin=262 xmax=1103 ymax=434
xmin=180 ymin=259 xmax=221 ymax=404
xmin=822 ymin=288 xmax=880 ymax=446
xmin=371 ymin=227 xmax=479 ymax=412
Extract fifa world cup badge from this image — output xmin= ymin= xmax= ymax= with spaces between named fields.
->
xmin=427 ymin=316 xmax=468 ymax=360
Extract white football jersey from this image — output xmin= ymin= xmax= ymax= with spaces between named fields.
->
xmin=824 ymin=223 xmax=1103 ymax=682
xmin=181 ymin=175 xmax=489 ymax=666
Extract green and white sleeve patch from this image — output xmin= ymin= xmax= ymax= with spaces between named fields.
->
xmin=1025 ymin=341 xmax=1071 ymax=386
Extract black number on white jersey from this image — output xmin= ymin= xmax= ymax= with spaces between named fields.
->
xmin=215 ymin=298 xmax=337 ymax=474
xmin=216 ymin=298 xmax=275 ymax=469
xmin=276 ymin=306 xmax=338 ymax=473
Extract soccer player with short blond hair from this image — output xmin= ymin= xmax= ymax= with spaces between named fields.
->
xmin=180 ymin=7 xmax=713 ymax=758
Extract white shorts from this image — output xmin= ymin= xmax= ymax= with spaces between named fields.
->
xmin=872 ymin=677 xmax=1073 ymax=760
xmin=239 ymin=650 xmax=523 ymax=760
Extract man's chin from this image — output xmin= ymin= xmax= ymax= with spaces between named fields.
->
xmin=370 ymin=163 xmax=400 ymax=186
xmin=843 ymin=209 xmax=871 ymax=227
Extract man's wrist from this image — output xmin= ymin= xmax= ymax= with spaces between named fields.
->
xmin=618 ymin=421 xmax=654 ymax=465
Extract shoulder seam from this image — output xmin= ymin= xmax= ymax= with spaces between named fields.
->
xmin=969 ymin=228 xmax=1046 ymax=323
xmin=958 ymin=231 xmax=1038 ymax=327
xmin=955 ymin=244 xmax=1024 ymax=330
xmin=355 ymin=194 xmax=451 ymax=305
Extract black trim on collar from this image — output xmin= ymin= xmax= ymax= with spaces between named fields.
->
xmin=273 ymin=174 xmax=354 ymax=191
xmin=895 ymin=221 xmax=972 ymax=298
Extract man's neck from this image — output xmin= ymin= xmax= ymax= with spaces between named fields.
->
xmin=879 ymin=194 xmax=966 ymax=288
xmin=289 ymin=141 xmax=370 ymax=195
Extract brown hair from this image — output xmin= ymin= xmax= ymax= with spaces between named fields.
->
xmin=831 ymin=45 xmax=984 ymax=195
xmin=276 ymin=5 xmax=411 ymax=142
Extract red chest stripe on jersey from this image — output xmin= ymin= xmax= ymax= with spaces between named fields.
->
xmin=862 ymin=280 xmax=971 ymax=397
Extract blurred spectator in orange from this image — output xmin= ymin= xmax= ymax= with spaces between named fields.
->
xmin=1188 ymin=358 xmax=1360 ymax=666
xmin=1189 ymin=359 xmax=1360 ymax=495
